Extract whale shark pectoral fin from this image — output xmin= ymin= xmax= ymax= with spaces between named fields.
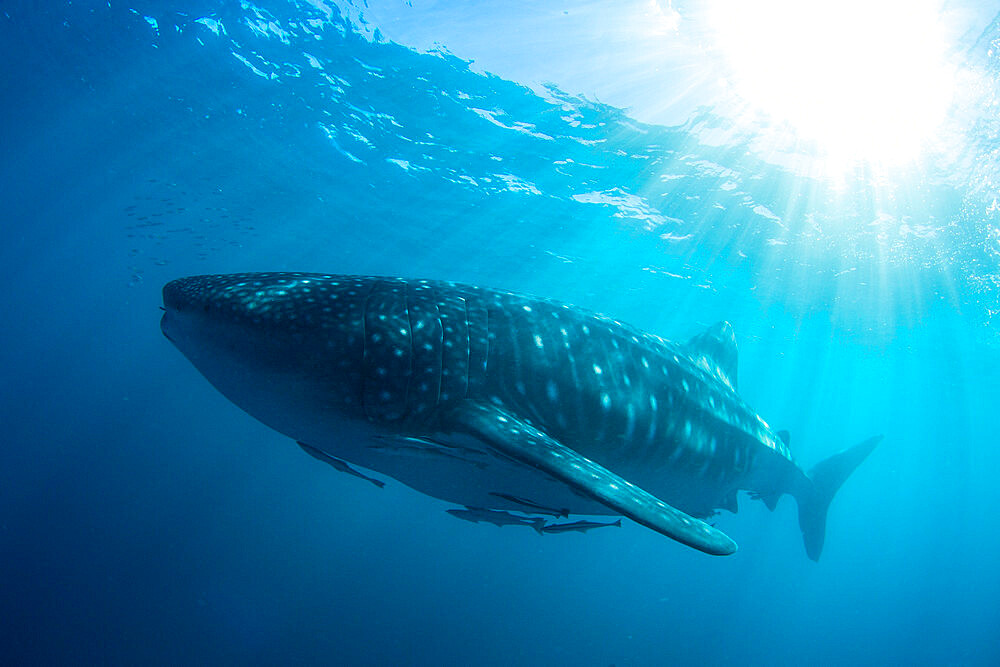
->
xmin=453 ymin=401 xmax=738 ymax=556
xmin=297 ymin=441 xmax=385 ymax=488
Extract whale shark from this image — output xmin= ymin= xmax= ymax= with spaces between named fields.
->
xmin=161 ymin=272 xmax=880 ymax=560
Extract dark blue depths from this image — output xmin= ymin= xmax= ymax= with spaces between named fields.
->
xmin=2 ymin=1 xmax=999 ymax=665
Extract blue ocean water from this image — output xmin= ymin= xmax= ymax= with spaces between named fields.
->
xmin=3 ymin=1 xmax=1000 ymax=664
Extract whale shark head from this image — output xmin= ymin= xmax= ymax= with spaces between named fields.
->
xmin=160 ymin=273 xmax=368 ymax=435
xmin=162 ymin=273 xmax=287 ymax=371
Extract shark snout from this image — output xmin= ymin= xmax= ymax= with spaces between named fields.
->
xmin=160 ymin=278 xmax=198 ymax=345
xmin=159 ymin=308 xmax=174 ymax=343
xmin=162 ymin=278 xmax=184 ymax=312
xmin=160 ymin=273 xmax=293 ymax=350
xmin=161 ymin=276 xmax=212 ymax=314
xmin=160 ymin=276 xmax=220 ymax=347
xmin=160 ymin=281 xmax=180 ymax=343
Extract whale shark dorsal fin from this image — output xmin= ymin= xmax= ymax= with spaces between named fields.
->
xmin=685 ymin=321 xmax=738 ymax=390
xmin=777 ymin=430 xmax=791 ymax=447
xmin=454 ymin=401 xmax=738 ymax=557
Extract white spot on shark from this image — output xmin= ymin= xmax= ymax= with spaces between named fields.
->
xmin=546 ymin=381 xmax=559 ymax=402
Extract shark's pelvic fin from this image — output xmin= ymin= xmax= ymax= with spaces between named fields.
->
xmin=297 ymin=441 xmax=386 ymax=488
xmin=722 ymin=489 xmax=739 ymax=513
xmin=454 ymin=401 xmax=738 ymax=556
xmin=685 ymin=321 xmax=739 ymax=390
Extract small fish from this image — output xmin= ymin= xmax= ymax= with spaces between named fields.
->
xmin=541 ymin=519 xmax=622 ymax=534
xmin=373 ymin=434 xmax=459 ymax=450
xmin=446 ymin=507 xmax=545 ymax=534
xmin=369 ymin=435 xmax=488 ymax=468
xmin=297 ymin=441 xmax=384 ymax=488
xmin=369 ymin=443 xmax=470 ymax=463
xmin=489 ymin=492 xmax=569 ymax=518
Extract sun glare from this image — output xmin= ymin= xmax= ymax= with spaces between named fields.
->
xmin=707 ymin=0 xmax=956 ymax=166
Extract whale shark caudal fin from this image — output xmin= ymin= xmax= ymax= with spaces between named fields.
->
xmin=453 ymin=401 xmax=738 ymax=556
xmin=796 ymin=435 xmax=882 ymax=561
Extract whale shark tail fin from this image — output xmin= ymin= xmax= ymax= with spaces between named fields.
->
xmin=797 ymin=435 xmax=882 ymax=561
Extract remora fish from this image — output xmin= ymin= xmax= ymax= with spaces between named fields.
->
xmin=541 ymin=519 xmax=623 ymax=534
xmin=297 ymin=441 xmax=385 ymax=488
xmin=447 ymin=507 xmax=545 ymax=533
xmin=161 ymin=273 xmax=880 ymax=560
xmin=488 ymin=492 xmax=570 ymax=518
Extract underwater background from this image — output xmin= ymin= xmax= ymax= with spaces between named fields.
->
xmin=3 ymin=1 xmax=1000 ymax=664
